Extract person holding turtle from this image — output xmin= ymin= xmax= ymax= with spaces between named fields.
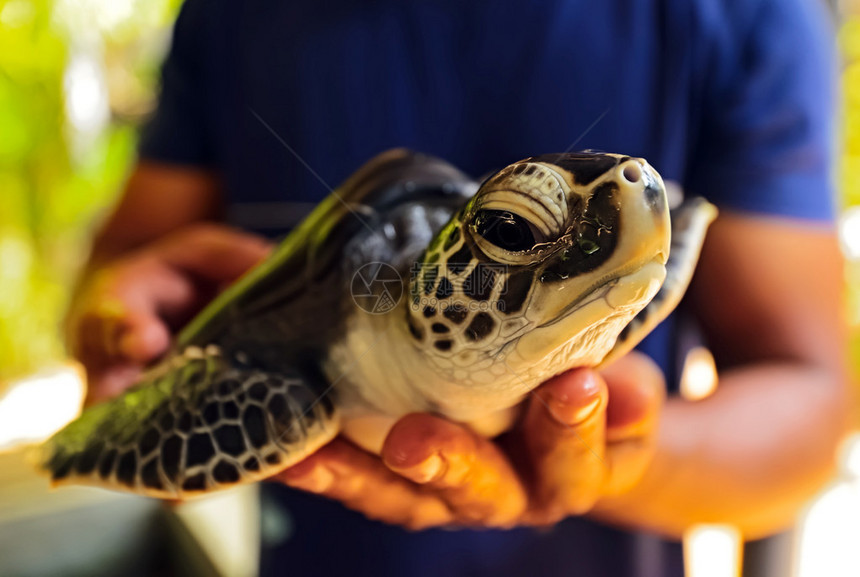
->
xmin=64 ymin=0 xmax=848 ymax=575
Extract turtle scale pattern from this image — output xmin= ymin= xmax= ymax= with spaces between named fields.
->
xmin=406 ymin=220 xmax=532 ymax=381
xmin=39 ymin=149 xmax=716 ymax=498
xmin=403 ymin=159 xmax=626 ymax=385
xmin=45 ymin=345 xmax=336 ymax=497
xmin=40 ymin=149 xmax=477 ymax=497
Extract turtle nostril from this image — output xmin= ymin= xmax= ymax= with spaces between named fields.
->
xmin=621 ymin=163 xmax=642 ymax=184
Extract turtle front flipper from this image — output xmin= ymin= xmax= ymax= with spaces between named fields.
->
xmin=39 ymin=346 xmax=339 ymax=499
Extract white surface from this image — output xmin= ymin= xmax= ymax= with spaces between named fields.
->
xmin=0 ymin=365 xmax=85 ymax=450
xmin=174 ymin=485 xmax=261 ymax=577
xmin=685 ymin=525 xmax=742 ymax=577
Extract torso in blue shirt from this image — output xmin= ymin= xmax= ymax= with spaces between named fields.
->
xmin=140 ymin=0 xmax=835 ymax=575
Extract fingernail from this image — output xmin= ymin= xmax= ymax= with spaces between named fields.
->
xmin=390 ymin=453 xmax=445 ymax=484
xmin=547 ymin=374 xmax=603 ymax=425
xmin=548 ymin=397 xmax=601 ymax=425
xmin=283 ymin=465 xmax=335 ymax=493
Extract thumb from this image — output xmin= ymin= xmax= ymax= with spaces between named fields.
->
xmin=116 ymin=309 xmax=172 ymax=363
xmin=518 ymin=368 xmax=609 ymax=521
xmin=156 ymin=225 xmax=273 ymax=284
xmin=600 ymin=352 xmax=665 ymax=496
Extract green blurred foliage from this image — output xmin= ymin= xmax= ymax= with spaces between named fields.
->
xmin=841 ymin=19 xmax=860 ymax=209
xmin=0 ymin=0 xmax=179 ymax=383
xmin=840 ymin=18 xmax=860 ymax=382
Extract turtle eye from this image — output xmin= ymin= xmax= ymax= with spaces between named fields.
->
xmin=474 ymin=209 xmax=539 ymax=252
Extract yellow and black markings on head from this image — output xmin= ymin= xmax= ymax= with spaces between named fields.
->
xmin=406 ymin=152 xmax=641 ymax=356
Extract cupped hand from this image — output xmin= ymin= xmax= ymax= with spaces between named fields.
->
xmin=274 ymin=351 xmax=665 ymax=530
xmin=67 ymin=224 xmax=272 ymax=404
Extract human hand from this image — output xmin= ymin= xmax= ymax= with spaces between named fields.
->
xmin=67 ymin=224 xmax=272 ymax=404
xmin=274 ymin=351 xmax=665 ymax=529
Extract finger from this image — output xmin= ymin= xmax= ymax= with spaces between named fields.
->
xmin=600 ymin=352 xmax=665 ymax=496
xmin=602 ymin=351 xmax=665 ymax=440
xmin=73 ymin=226 xmax=270 ymax=368
xmin=72 ymin=260 xmax=189 ymax=404
xmin=382 ymin=414 xmax=528 ymax=527
xmin=275 ymin=439 xmax=453 ymax=530
xmin=115 ymin=257 xmax=198 ymax=323
xmin=517 ymin=368 xmax=609 ymax=523
xmin=73 ymin=306 xmax=121 ymax=367
xmin=72 ymin=260 xmax=191 ymax=362
xmin=74 ymin=288 xmax=174 ymax=369
xmin=115 ymin=309 xmax=172 ymax=363
xmin=156 ymin=225 xmax=273 ymax=284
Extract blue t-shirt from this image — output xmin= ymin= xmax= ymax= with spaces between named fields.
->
xmin=140 ymin=1 xmax=836 ymax=575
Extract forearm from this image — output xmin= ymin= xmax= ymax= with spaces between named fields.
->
xmin=68 ymin=161 xmax=222 ymax=314
xmin=593 ymin=361 xmax=849 ymax=539
xmin=89 ymin=161 xmax=222 ymax=266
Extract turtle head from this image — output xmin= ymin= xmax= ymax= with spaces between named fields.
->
xmin=406 ymin=152 xmax=670 ymax=385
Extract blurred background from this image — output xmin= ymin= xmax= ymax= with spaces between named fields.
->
xmin=0 ymin=1 xmax=262 ymax=576
xmin=1 ymin=0 xmax=860 ymax=576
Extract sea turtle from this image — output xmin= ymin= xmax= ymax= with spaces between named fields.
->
xmin=39 ymin=149 xmax=716 ymax=498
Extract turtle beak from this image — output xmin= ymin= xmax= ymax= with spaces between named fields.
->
xmin=512 ymin=260 xmax=665 ymax=367
xmin=617 ymin=157 xmax=671 ymax=265
xmin=508 ymin=156 xmax=671 ymax=368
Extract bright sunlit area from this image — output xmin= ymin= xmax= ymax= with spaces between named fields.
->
xmin=2 ymin=0 xmax=860 ymax=576
xmin=0 ymin=364 xmax=84 ymax=450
